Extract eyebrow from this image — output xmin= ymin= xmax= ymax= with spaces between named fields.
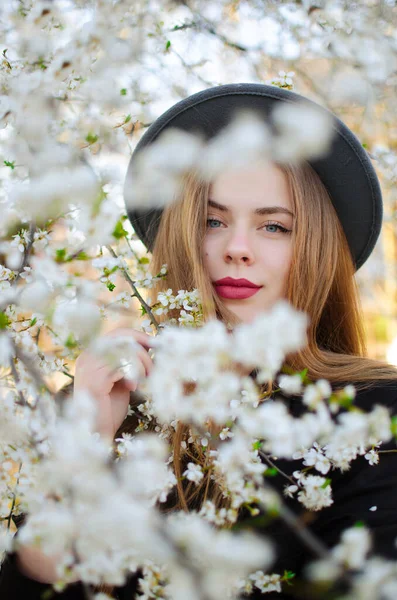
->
xmin=208 ymin=199 xmax=294 ymax=218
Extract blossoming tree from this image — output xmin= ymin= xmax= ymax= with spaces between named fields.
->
xmin=1 ymin=1 xmax=397 ymax=599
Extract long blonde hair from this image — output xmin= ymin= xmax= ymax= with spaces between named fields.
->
xmin=98 ymin=161 xmax=397 ymax=596
xmin=143 ymin=161 xmax=397 ymax=509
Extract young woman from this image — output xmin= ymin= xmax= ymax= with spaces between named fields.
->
xmin=2 ymin=83 xmax=397 ymax=599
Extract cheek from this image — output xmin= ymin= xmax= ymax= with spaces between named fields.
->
xmin=202 ymin=242 xmax=211 ymax=270
xmin=262 ymin=241 xmax=293 ymax=278
xmin=202 ymin=236 xmax=216 ymax=260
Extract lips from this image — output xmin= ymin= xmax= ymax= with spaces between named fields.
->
xmin=213 ymin=277 xmax=261 ymax=288
xmin=213 ymin=278 xmax=263 ymax=300
xmin=215 ymin=286 xmax=261 ymax=300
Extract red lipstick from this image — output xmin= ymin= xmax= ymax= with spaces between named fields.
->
xmin=213 ymin=277 xmax=263 ymax=300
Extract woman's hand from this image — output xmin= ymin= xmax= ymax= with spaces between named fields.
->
xmin=74 ymin=328 xmax=154 ymax=441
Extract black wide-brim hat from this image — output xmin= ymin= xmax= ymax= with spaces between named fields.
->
xmin=124 ymin=83 xmax=383 ymax=271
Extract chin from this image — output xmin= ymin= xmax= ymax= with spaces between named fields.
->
xmin=229 ymin=299 xmax=279 ymax=322
xmin=227 ymin=306 xmax=261 ymax=325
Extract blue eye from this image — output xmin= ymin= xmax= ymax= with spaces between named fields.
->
xmin=263 ymin=222 xmax=292 ymax=234
xmin=207 ymin=218 xmax=222 ymax=228
xmin=206 ymin=218 xmax=292 ymax=234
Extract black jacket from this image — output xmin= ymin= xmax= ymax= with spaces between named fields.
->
xmin=2 ymin=380 xmax=397 ymax=599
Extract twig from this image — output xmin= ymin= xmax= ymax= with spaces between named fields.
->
xmin=259 ymin=487 xmax=330 ymax=560
xmin=13 ymin=343 xmax=51 ymax=394
xmin=66 ymin=247 xmax=89 ymax=262
xmin=105 ymin=245 xmax=161 ymax=332
xmin=61 ymin=370 xmax=74 ymax=380
xmin=169 ymin=48 xmax=215 ymax=87
xmin=125 ymin=236 xmax=143 ymax=262
xmin=13 ymin=222 xmax=36 ymax=284
xmin=6 ymin=462 xmax=22 ymax=530
xmin=169 ymin=20 xmax=198 ymax=33
xmin=259 ymin=450 xmax=298 ymax=487
xmin=9 ymin=358 xmax=29 ymax=407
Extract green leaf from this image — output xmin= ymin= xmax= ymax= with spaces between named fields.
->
xmin=106 ymin=282 xmax=116 ymax=292
xmin=140 ymin=305 xmax=148 ymax=316
xmin=103 ymin=266 xmax=118 ymax=276
xmin=266 ymin=505 xmax=280 ymax=518
xmin=252 ymin=440 xmax=262 ymax=451
xmin=0 ymin=312 xmax=10 ymax=329
xmin=354 ymin=520 xmax=365 ymax=528
xmin=37 ymin=57 xmax=47 ymax=70
xmin=391 ymin=416 xmax=397 ymax=439
xmin=112 ymin=219 xmax=129 ymax=240
xmin=282 ymin=570 xmax=295 ymax=584
xmin=65 ymin=334 xmax=78 ymax=349
xmin=120 ymin=88 xmax=127 ymax=96
xmin=73 ymin=251 xmax=89 ymax=261
xmin=265 ymin=467 xmax=278 ymax=477
xmin=299 ymin=367 xmax=311 ymax=384
xmin=279 ymin=364 xmax=295 ymax=375
xmin=320 ymin=477 xmax=332 ymax=489
xmin=338 ymin=394 xmax=354 ymax=409
xmin=55 ymin=248 xmax=67 ymax=263
xmin=138 ymin=256 xmax=150 ymax=264
xmin=85 ymin=132 xmax=98 ymax=145
xmin=30 ymin=317 xmax=37 ymax=327
xmin=4 ymin=160 xmax=15 ymax=169
xmin=165 ymin=40 xmax=171 ymax=50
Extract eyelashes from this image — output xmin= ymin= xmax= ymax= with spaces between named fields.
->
xmin=206 ymin=218 xmax=292 ymax=235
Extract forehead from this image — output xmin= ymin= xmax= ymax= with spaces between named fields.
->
xmin=208 ymin=160 xmax=292 ymax=212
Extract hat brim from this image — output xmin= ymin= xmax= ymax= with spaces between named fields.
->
xmin=124 ymin=83 xmax=383 ymax=271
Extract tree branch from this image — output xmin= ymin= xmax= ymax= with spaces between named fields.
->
xmin=105 ymin=245 xmax=162 ymax=332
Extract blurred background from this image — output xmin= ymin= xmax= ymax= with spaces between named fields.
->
xmin=2 ymin=0 xmax=397 ymax=365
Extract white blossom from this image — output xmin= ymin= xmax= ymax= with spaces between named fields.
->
xmin=332 ymin=526 xmax=372 ymax=569
xmin=10 ymin=166 xmax=100 ymax=222
xmin=183 ymin=462 xmax=204 ymax=484
xmin=197 ymin=112 xmax=271 ymax=181
xmin=271 ymin=101 xmax=335 ymax=163
xmin=18 ymin=280 xmax=53 ymax=314
xmin=297 ymin=475 xmax=333 ymax=511
xmin=303 ymin=379 xmax=332 ymax=409
xmin=53 ymin=299 xmax=102 ymax=343
xmin=278 ymin=373 xmax=303 ymax=395
xmin=124 ymin=129 xmax=204 ymax=210
xmin=294 ymin=445 xmax=331 ymax=475
xmin=0 ymin=334 xmax=14 ymax=367
xmin=248 ymin=570 xmax=282 ymax=593
xmin=1 ymin=2 xmax=397 ymax=596
xmin=365 ymin=449 xmax=379 ymax=466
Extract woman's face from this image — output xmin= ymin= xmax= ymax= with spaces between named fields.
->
xmin=203 ymin=160 xmax=294 ymax=324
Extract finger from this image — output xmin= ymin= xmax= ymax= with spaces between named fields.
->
xmin=136 ymin=348 xmax=154 ymax=378
xmin=108 ymin=367 xmax=135 ymax=384
xmin=79 ymin=357 xmax=110 ymax=372
xmin=95 ymin=347 xmax=149 ymax=381
xmin=123 ymin=379 xmax=137 ymax=392
xmin=104 ymin=327 xmax=155 ymax=350
xmin=117 ymin=351 xmax=152 ymax=388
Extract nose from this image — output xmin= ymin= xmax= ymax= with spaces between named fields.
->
xmin=224 ymin=230 xmax=255 ymax=265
